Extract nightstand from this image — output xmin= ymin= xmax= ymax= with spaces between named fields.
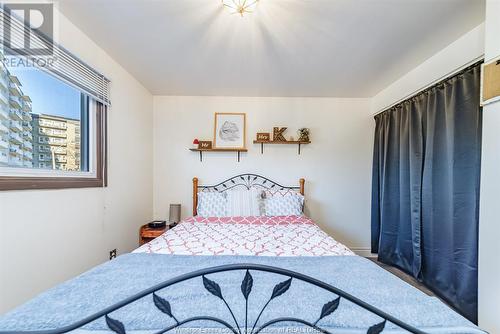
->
xmin=139 ymin=224 xmax=169 ymax=245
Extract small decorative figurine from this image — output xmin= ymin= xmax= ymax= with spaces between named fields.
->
xmin=192 ymin=138 xmax=200 ymax=148
xmin=298 ymin=128 xmax=310 ymax=142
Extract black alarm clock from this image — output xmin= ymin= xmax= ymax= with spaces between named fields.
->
xmin=148 ymin=220 xmax=167 ymax=229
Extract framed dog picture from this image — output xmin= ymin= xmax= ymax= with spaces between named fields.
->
xmin=214 ymin=113 xmax=246 ymax=149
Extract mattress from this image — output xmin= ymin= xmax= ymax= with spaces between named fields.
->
xmin=134 ymin=215 xmax=354 ymax=256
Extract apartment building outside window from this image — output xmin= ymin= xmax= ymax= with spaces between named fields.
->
xmin=0 ymin=52 xmax=87 ymax=171
xmin=31 ymin=114 xmax=82 ymax=171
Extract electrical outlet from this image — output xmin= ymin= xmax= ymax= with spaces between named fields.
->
xmin=109 ymin=249 xmax=117 ymax=260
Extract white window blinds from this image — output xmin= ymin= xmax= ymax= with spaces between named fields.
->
xmin=0 ymin=6 xmax=111 ymax=106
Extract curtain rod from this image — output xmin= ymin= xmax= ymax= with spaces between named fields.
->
xmin=372 ymin=55 xmax=484 ymax=117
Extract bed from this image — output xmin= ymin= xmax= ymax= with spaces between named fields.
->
xmin=0 ymin=174 xmax=485 ymax=334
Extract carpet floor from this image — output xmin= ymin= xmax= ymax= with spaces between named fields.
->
xmin=368 ymin=258 xmax=435 ymax=296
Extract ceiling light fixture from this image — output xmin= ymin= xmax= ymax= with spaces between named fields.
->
xmin=221 ymin=0 xmax=260 ymax=17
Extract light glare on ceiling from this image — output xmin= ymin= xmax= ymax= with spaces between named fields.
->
xmin=221 ymin=0 xmax=260 ymax=17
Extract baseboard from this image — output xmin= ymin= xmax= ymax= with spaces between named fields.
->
xmin=350 ymin=247 xmax=377 ymax=258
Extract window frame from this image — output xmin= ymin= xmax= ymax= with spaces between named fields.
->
xmin=0 ymin=102 xmax=107 ymax=191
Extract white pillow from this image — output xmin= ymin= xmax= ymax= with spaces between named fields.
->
xmin=197 ymin=192 xmax=227 ymax=217
xmin=227 ymin=189 xmax=262 ymax=216
xmin=264 ymin=193 xmax=304 ymax=216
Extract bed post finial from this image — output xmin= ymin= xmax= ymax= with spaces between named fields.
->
xmin=299 ymin=178 xmax=305 ymax=196
xmin=193 ymin=177 xmax=199 ymax=216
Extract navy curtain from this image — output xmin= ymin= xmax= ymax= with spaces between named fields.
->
xmin=371 ymin=63 xmax=482 ymax=323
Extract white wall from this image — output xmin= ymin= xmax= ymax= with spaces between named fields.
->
xmin=478 ymin=0 xmax=500 ymax=332
xmin=153 ymin=96 xmax=373 ymax=252
xmin=371 ymin=23 xmax=485 ymax=114
xmin=0 ymin=11 xmax=154 ymax=312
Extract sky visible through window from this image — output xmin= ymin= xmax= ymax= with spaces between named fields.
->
xmin=9 ymin=67 xmax=81 ymax=120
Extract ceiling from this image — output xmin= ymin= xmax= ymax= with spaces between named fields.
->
xmin=58 ymin=0 xmax=485 ymax=97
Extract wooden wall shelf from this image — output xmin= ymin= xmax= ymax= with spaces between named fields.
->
xmin=253 ymin=140 xmax=311 ymax=155
xmin=189 ymin=148 xmax=248 ymax=162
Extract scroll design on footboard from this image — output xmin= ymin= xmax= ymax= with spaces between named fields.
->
xmin=2 ymin=265 xmax=428 ymax=334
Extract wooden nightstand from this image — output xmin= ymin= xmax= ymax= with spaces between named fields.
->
xmin=139 ymin=224 xmax=169 ymax=245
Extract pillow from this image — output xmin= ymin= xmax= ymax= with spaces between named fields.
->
xmin=227 ymin=189 xmax=262 ymax=216
xmin=264 ymin=189 xmax=305 ymax=206
xmin=197 ymin=192 xmax=227 ymax=217
xmin=264 ymin=192 xmax=304 ymax=216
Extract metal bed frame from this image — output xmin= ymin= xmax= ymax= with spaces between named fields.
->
xmin=1 ymin=264 xmax=426 ymax=334
xmin=1 ymin=175 xmax=428 ymax=334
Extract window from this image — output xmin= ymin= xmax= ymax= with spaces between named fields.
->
xmin=0 ymin=6 xmax=109 ymax=190
xmin=0 ymin=62 xmax=107 ymax=190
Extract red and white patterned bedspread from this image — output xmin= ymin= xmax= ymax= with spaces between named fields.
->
xmin=134 ymin=216 xmax=354 ymax=256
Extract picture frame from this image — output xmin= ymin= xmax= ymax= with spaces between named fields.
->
xmin=214 ymin=113 xmax=246 ymax=149
xmin=480 ymin=55 xmax=500 ymax=106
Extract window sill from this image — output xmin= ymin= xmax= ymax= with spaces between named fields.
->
xmin=0 ymin=176 xmax=105 ymax=191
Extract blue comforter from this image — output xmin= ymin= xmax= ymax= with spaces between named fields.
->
xmin=0 ymin=254 xmax=484 ymax=333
